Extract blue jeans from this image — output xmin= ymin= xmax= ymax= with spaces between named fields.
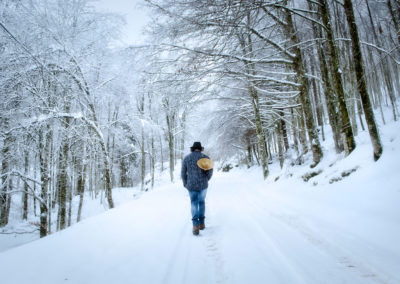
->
xmin=188 ymin=189 xmax=207 ymax=226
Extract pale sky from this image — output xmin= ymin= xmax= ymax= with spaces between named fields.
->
xmin=94 ymin=0 xmax=150 ymax=46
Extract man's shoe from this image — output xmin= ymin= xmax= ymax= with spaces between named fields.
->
xmin=193 ymin=226 xmax=200 ymax=235
xmin=199 ymin=224 xmax=205 ymax=230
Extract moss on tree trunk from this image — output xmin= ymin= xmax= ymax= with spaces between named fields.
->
xmin=343 ymin=0 xmax=383 ymax=161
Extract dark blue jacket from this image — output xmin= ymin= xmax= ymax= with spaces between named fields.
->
xmin=181 ymin=151 xmax=213 ymax=191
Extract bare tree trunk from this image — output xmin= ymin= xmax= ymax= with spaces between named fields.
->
xmin=297 ymin=106 xmax=308 ymax=155
xmin=319 ymin=0 xmax=356 ymax=156
xmin=23 ymin=150 xmax=29 ymax=220
xmin=310 ymin=58 xmax=325 ymax=142
xmin=246 ymin=136 xmax=253 ymax=166
xmin=77 ymin=163 xmax=87 ymax=223
xmin=166 ymin=113 xmax=175 ymax=182
xmin=387 ymin=0 xmax=400 ymax=46
xmin=250 ymin=88 xmax=269 ymax=178
xmin=49 ymin=129 xmax=56 ymax=233
xmin=308 ymin=0 xmax=342 ymax=153
xmin=76 ymin=137 xmax=89 ymax=222
xmin=57 ymin=102 xmax=71 ymax=230
xmin=151 ymin=136 xmax=155 ymax=188
xmin=290 ymin=108 xmax=299 ymax=154
xmin=366 ymin=0 xmax=398 ymax=121
xmin=343 ymin=0 xmax=383 ymax=161
xmin=159 ymin=135 xmax=164 ymax=173
xmin=276 ymin=125 xmax=284 ymax=169
xmin=67 ymin=162 xmax=73 ymax=227
xmin=240 ymin=14 xmax=269 ymax=178
xmin=279 ymin=110 xmax=289 ymax=151
xmin=0 ymin=118 xmax=12 ymax=227
xmin=39 ymin=127 xmax=50 ymax=238
xmin=33 ymin=153 xmax=38 ymax=217
xmin=0 ymin=150 xmax=10 ymax=227
xmin=57 ymin=142 xmax=68 ymax=230
xmin=141 ymin=127 xmax=146 ymax=190
xmin=285 ymin=8 xmax=323 ymax=166
xmin=180 ymin=111 xmax=186 ymax=160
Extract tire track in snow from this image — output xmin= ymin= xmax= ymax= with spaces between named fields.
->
xmin=209 ymin=174 xmax=313 ymax=283
xmin=161 ymin=220 xmax=191 ymax=284
xmin=269 ymin=212 xmax=390 ymax=284
xmin=244 ymin=189 xmax=391 ymax=284
xmin=225 ymin=188 xmax=309 ymax=283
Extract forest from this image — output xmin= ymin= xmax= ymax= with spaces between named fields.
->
xmin=0 ymin=0 xmax=399 ymax=238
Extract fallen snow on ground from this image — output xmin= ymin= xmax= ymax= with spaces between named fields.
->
xmin=0 ymin=187 xmax=143 ymax=252
xmin=0 ymin=120 xmax=399 ymax=284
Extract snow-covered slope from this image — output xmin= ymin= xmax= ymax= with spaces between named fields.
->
xmin=0 ymin=120 xmax=399 ymax=284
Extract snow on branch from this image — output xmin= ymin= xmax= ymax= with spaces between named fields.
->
xmin=267 ymin=3 xmax=325 ymax=29
xmin=160 ymin=44 xmax=294 ymax=65
xmin=1 ymin=170 xmax=47 ymax=207
xmin=1 ymin=170 xmax=42 ymax=185
xmin=335 ymin=38 xmax=400 ymax=65
xmin=249 ymin=27 xmax=296 ymax=59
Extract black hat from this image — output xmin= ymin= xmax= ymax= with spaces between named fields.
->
xmin=190 ymin=141 xmax=204 ymax=152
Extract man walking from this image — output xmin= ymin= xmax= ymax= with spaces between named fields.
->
xmin=181 ymin=142 xmax=213 ymax=235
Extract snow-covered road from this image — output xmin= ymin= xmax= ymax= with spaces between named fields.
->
xmin=207 ymin=171 xmax=396 ymax=284
xmin=0 ymin=166 xmax=399 ymax=284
